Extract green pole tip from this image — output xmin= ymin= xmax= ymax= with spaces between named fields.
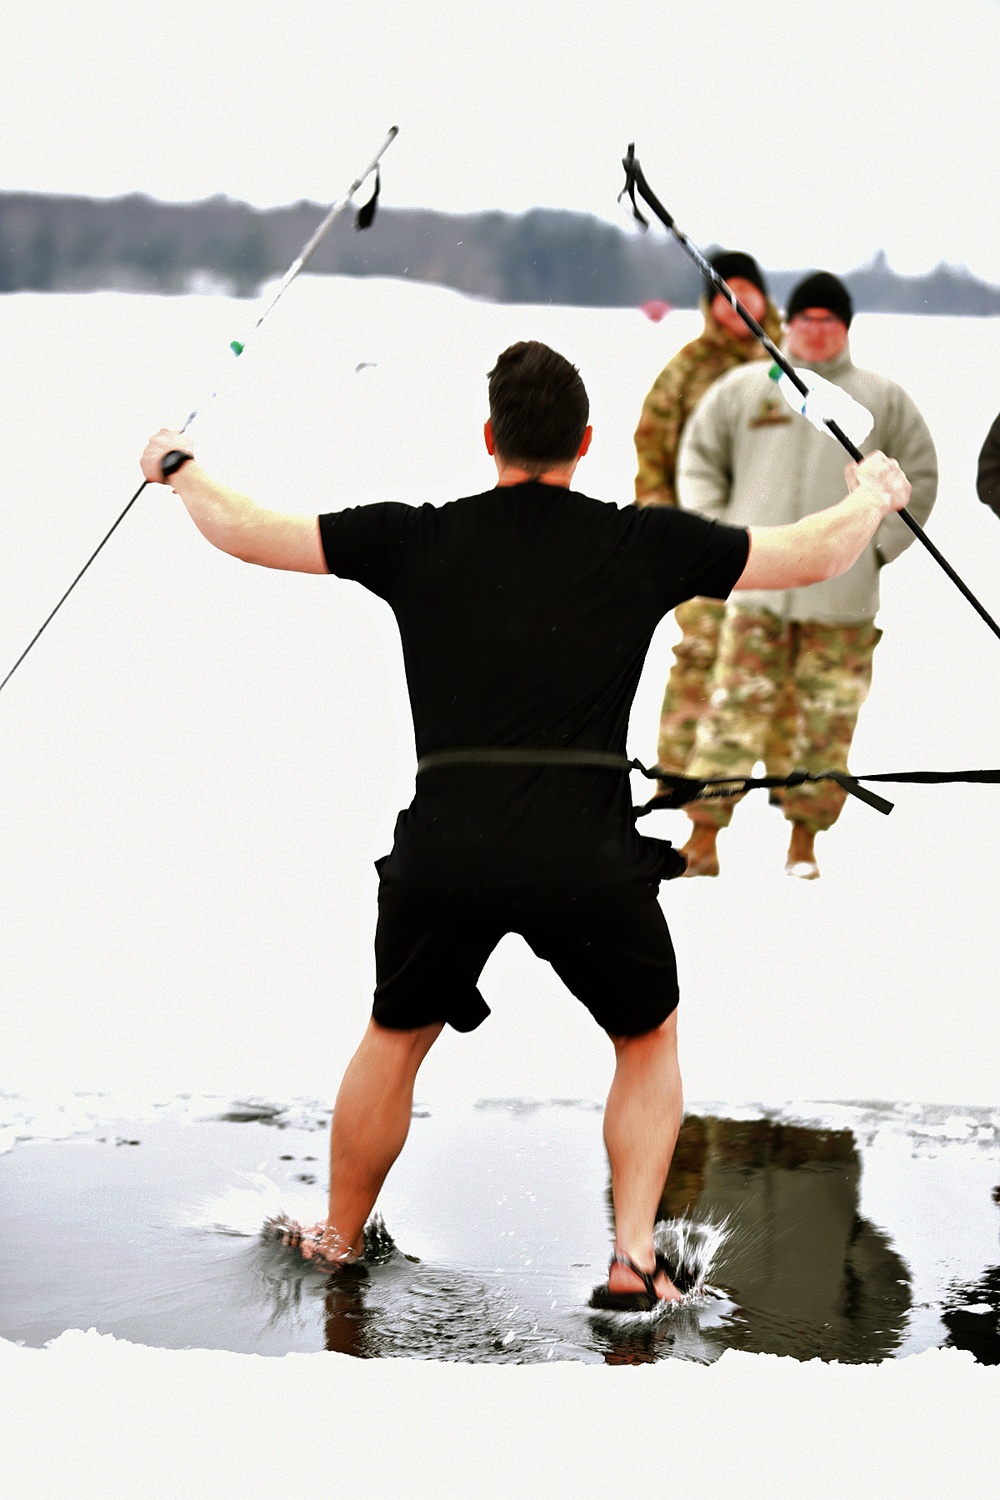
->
xmin=230 ymin=340 xmax=245 ymax=356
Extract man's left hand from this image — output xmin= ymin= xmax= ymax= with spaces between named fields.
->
xmin=845 ymin=452 xmax=911 ymax=514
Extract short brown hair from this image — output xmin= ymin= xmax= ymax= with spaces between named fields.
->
xmin=487 ymin=342 xmax=590 ymax=470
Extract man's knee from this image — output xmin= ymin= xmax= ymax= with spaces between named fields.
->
xmin=365 ymin=1017 xmax=444 ymax=1064
xmin=607 ymin=1009 xmax=678 ymax=1056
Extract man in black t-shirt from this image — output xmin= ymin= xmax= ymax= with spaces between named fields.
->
xmin=141 ymin=341 xmax=910 ymax=1310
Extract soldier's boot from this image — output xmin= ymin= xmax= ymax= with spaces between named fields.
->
xmin=785 ymin=821 xmax=820 ymax=880
xmin=680 ymin=822 xmax=720 ymax=878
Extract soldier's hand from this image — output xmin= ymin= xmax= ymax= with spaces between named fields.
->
xmin=845 ymin=451 xmax=911 ymax=514
xmin=141 ymin=429 xmax=195 ymax=485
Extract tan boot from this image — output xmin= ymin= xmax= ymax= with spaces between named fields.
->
xmin=680 ymin=821 xmax=720 ymax=877
xmin=786 ymin=821 xmax=820 ymax=879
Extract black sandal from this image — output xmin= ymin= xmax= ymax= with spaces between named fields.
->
xmin=589 ymin=1251 xmax=675 ymax=1312
xmin=658 ymin=1249 xmax=698 ymax=1295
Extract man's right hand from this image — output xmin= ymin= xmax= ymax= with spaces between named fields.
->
xmin=844 ymin=451 xmax=911 ymax=514
xmin=141 ymin=429 xmax=195 ymax=486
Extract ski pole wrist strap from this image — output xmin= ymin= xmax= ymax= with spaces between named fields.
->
xmin=160 ymin=450 xmax=194 ymax=482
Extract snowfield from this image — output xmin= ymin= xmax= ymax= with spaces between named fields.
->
xmin=1 ymin=279 xmax=999 ymax=1494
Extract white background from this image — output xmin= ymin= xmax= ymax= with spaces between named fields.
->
xmin=3 ymin=4 xmax=1000 ymax=1487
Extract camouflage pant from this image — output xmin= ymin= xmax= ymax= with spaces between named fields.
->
xmin=657 ymin=597 xmax=796 ymax=777
xmin=684 ymin=606 xmax=882 ymax=832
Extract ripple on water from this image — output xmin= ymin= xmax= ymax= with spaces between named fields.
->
xmin=1 ymin=1093 xmax=997 ymax=1365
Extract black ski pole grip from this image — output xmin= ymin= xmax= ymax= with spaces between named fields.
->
xmin=160 ymin=450 xmax=194 ymax=481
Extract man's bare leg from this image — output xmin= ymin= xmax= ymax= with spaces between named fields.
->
xmin=603 ymin=1011 xmax=684 ymax=1301
xmin=288 ymin=1017 xmax=444 ymax=1265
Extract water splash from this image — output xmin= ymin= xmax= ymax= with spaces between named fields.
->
xmin=654 ymin=1216 xmax=731 ymax=1298
xmin=256 ymin=1210 xmax=403 ymax=1266
xmin=182 ymin=1173 xmax=325 ymax=1237
xmin=586 ymin=1216 xmax=732 ymax=1341
xmin=362 ymin=1213 xmax=401 ymax=1265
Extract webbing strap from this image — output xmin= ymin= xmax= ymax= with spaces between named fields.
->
xmin=416 ymin=748 xmax=641 ymax=775
xmin=637 ymin=770 xmax=896 ymax=816
xmin=416 ymin=748 xmax=1000 ymax=819
xmin=415 ymin=751 xmax=890 ymax=812
xmin=852 ymin=769 xmax=1000 ymax=785
xmin=638 ymin=767 xmax=1000 ymax=818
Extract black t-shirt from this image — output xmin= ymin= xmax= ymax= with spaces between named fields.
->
xmin=319 ymin=482 xmax=749 ymax=890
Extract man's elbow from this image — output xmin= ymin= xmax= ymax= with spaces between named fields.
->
xmin=208 ymin=526 xmax=262 ymax=566
xmin=734 ymin=562 xmax=825 ymax=591
xmin=202 ymin=518 xmax=289 ymax=569
xmin=793 ymin=553 xmax=839 ymax=587
xmin=736 ymin=532 xmax=833 ymax=591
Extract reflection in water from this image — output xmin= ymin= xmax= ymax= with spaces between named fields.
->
xmin=321 ymin=1264 xmax=540 ymax=1362
xmin=323 ymin=1268 xmax=369 ymax=1358
xmin=942 ymin=1268 xmax=1000 ymax=1366
xmin=251 ymin=1217 xmax=579 ymax=1363
xmin=942 ymin=1181 xmax=1000 ymax=1365
xmin=591 ymin=1115 xmax=912 ymax=1365
xmin=246 ymin=1116 xmax=915 ymax=1366
xmin=16 ymin=1102 xmax=998 ymax=1366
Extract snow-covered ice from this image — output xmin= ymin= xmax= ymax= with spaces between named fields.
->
xmin=2 ymin=280 xmax=999 ymax=1494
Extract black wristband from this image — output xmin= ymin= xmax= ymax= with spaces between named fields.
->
xmin=160 ymin=449 xmax=194 ymax=481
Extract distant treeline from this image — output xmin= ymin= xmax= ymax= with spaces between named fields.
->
xmin=2 ymin=189 xmax=1000 ymax=315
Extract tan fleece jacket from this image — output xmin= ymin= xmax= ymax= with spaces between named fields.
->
xmin=676 ymin=342 xmax=938 ymax=622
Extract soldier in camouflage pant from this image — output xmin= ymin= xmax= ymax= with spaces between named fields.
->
xmin=685 ymin=605 xmax=882 ymax=832
xmin=674 ymin=270 xmax=936 ymax=877
xmin=633 ymin=252 xmax=784 ymax=778
xmin=657 ymin=596 xmax=798 ymax=777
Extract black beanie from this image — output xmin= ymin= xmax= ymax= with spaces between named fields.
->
xmin=705 ymin=251 xmax=767 ymax=303
xmin=787 ymin=271 xmax=853 ymax=329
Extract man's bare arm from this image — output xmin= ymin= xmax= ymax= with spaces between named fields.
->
xmin=734 ymin=451 xmax=911 ymax=592
xmin=140 ymin=429 xmax=328 ymax=574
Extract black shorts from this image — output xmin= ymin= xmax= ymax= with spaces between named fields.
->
xmin=372 ymin=877 xmax=679 ymax=1036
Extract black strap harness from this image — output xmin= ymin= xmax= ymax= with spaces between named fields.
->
xmin=416 ymin=749 xmax=1000 ymax=818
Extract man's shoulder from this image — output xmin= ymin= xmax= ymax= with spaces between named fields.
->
xmin=438 ymin=484 xmax=627 ymax=532
xmin=319 ymin=495 xmax=448 ymax=557
xmin=361 ymin=491 xmax=493 ymax=527
xmin=439 ymin=488 xmax=494 ymax=516
xmin=686 ymin=360 xmax=777 ymax=427
xmin=458 ymin=482 xmax=622 ymax=511
xmin=715 ymin=359 xmax=775 ymax=389
xmin=644 ymin=329 xmax=727 ymax=393
xmin=843 ymin=361 xmax=913 ymax=400
xmin=655 ymin=330 xmax=743 ymax=380
xmin=841 ymin=364 xmax=930 ymax=432
xmin=701 ymin=360 xmax=774 ymax=400
xmin=569 ymin=486 xmax=671 ymax=530
xmin=321 ymin=496 xmax=423 ymax=525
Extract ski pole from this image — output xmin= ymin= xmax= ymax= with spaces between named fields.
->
xmin=0 ymin=126 xmax=399 ymax=698
xmin=619 ymin=144 xmax=1000 ymax=646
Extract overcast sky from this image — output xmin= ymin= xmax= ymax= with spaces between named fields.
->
xmin=5 ymin=0 xmax=1000 ymax=284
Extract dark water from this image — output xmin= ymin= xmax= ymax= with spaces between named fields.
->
xmin=1 ymin=1095 xmax=997 ymax=1365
